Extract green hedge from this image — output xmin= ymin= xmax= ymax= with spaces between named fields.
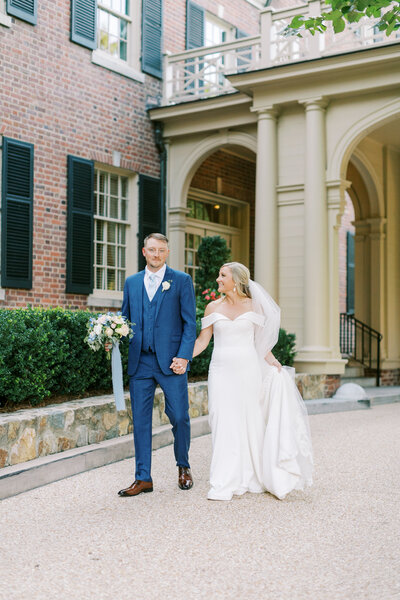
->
xmin=0 ymin=302 xmax=297 ymax=409
xmin=0 ymin=307 xmax=129 ymax=409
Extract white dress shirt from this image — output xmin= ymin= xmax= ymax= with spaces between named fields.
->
xmin=144 ymin=264 xmax=166 ymax=300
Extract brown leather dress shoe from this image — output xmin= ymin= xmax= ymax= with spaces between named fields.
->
xmin=178 ymin=467 xmax=193 ymax=490
xmin=118 ymin=480 xmax=153 ymax=497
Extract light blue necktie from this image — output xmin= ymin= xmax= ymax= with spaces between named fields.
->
xmin=147 ymin=273 xmax=157 ymax=301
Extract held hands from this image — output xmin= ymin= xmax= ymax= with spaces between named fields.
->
xmin=104 ymin=342 xmax=112 ymax=354
xmin=170 ymin=357 xmax=189 ymax=375
xmin=264 ymin=351 xmax=282 ymax=372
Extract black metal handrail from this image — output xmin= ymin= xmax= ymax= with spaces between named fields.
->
xmin=340 ymin=313 xmax=383 ymax=387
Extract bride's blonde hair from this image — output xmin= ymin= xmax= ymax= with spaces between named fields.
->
xmin=222 ymin=262 xmax=252 ymax=299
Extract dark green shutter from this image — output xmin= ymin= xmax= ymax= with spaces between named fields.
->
xmin=1 ymin=138 xmax=34 ymax=289
xmin=6 ymin=0 xmax=37 ymax=25
xmin=138 ymin=175 xmax=162 ymax=270
xmin=346 ymin=231 xmax=355 ymax=315
xmin=142 ymin=0 xmax=163 ymax=78
xmin=186 ymin=0 xmax=204 ymax=49
xmin=71 ymin=0 xmax=97 ymax=50
xmin=66 ymin=156 xmax=94 ymax=294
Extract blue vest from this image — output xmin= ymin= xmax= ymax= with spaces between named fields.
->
xmin=141 ymin=283 xmax=162 ymax=352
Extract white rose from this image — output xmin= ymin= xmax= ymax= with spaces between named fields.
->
xmin=99 ymin=314 xmax=108 ymax=324
xmin=105 ymin=327 xmax=113 ymax=338
xmin=94 ymin=324 xmax=102 ymax=336
xmin=119 ymin=324 xmax=129 ymax=336
xmin=162 ymin=281 xmax=171 ymax=292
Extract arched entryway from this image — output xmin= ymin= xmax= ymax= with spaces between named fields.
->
xmin=184 ymin=146 xmax=255 ymax=283
xmin=338 ymin=116 xmax=400 ymax=384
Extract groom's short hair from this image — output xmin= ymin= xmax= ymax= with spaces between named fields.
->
xmin=143 ymin=233 xmax=169 ymax=246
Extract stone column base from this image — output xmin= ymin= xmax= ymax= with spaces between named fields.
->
xmin=294 ymin=357 xmax=347 ymax=375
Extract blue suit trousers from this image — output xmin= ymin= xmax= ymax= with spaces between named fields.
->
xmin=129 ymin=351 xmax=191 ymax=482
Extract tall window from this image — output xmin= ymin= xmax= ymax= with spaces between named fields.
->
xmin=94 ymin=170 xmax=129 ymax=292
xmin=98 ymin=0 xmax=130 ymax=61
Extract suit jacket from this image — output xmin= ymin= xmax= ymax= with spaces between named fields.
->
xmin=122 ymin=265 xmax=197 ymax=376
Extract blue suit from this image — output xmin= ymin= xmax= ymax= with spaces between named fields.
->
xmin=122 ymin=265 xmax=197 ymax=482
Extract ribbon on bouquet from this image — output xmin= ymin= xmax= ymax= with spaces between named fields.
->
xmin=111 ymin=341 xmax=125 ymax=411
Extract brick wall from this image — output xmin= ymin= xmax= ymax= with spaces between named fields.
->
xmin=164 ymin=0 xmax=261 ymax=54
xmin=190 ymin=149 xmax=256 ymax=273
xmin=338 ymin=193 xmax=355 ymax=314
xmin=0 ymin=1 xmax=161 ymax=309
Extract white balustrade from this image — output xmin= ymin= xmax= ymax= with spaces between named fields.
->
xmin=163 ymin=5 xmax=399 ymax=104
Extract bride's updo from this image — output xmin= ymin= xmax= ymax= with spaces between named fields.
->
xmin=222 ymin=262 xmax=252 ymax=299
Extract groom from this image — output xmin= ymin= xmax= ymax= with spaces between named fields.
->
xmin=118 ymin=233 xmax=197 ymax=497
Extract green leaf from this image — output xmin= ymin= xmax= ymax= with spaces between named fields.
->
xmin=333 ymin=15 xmax=346 ymax=31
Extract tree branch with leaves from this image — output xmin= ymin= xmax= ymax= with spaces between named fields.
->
xmin=286 ymin=0 xmax=400 ymax=37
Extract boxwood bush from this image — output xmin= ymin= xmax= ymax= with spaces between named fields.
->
xmin=0 ymin=307 xmax=129 ymax=410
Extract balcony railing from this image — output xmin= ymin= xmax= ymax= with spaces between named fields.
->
xmin=163 ymin=2 xmax=400 ymax=104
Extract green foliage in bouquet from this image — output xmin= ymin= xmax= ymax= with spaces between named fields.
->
xmin=0 ymin=307 xmax=130 ymax=409
xmin=195 ymin=236 xmax=231 ymax=295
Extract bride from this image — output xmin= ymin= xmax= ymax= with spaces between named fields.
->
xmin=192 ymin=262 xmax=313 ymax=501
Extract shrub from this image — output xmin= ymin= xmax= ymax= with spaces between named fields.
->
xmin=195 ymin=236 xmax=231 ymax=295
xmin=0 ymin=307 xmax=129 ymax=409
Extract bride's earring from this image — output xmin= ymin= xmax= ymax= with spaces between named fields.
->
xmin=233 ymin=286 xmax=237 ymax=293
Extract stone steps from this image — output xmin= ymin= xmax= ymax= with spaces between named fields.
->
xmin=341 ymin=376 xmax=377 ymax=388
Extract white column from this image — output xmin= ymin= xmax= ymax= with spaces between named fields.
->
xmin=301 ymin=98 xmax=330 ymax=355
xmin=254 ymin=107 xmax=278 ymax=298
xmin=167 ymin=207 xmax=189 ymax=271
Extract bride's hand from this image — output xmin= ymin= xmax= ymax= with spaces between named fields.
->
xmin=264 ymin=352 xmax=282 ymax=372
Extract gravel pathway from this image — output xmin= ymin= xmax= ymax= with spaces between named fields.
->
xmin=1 ymin=404 xmax=399 ymax=600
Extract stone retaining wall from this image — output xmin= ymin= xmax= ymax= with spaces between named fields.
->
xmin=0 ymin=383 xmax=208 ymax=468
xmin=0 ymin=374 xmax=339 ymax=469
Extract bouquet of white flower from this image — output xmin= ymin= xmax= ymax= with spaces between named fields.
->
xmin=85 ymin=312 xmax=133 ymax=358
xmin=85 ymin=312 xmax=134 ymax=411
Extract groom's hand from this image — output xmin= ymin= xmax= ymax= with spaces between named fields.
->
xmin=170 ymin=357 xmax=188 ymax=375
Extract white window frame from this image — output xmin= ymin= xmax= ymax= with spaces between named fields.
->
xmin=88 ymin=165 xmax=138 ymax=308
xmin=92 ymin=0 xmax=144 ymax=83
xmin=0 ymin=0 xmax=12 ymax=27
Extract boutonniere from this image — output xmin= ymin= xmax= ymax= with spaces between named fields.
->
xmin=162 ymin=280 xmax=172 ymax=292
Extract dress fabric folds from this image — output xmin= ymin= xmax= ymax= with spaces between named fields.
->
xmin=201 ymin=311 xmax=313 ymax=501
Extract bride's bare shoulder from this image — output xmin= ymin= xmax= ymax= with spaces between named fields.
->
xmin=204 ymin=298 xmax=224 ymax=316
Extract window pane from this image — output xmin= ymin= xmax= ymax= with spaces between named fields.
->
xmin=187 ymin=199 xmax=195 ymax=218
xmin=119 ymin=225 xmax=126 ymax=244
xmin=98 ymin=195 xmax=106 ymax=217
xmin=109 ymin=14 xmax=119 ymax=36
xmin=121 ymin=198 xmax=127 ymax=220
xmin=99 ymin=172 xmax=108 ymax=195
xmin=121 ymin=177 xmax=128 ymax=198
xmin=96 ymin=221 xmax=104 ymax=241
xmin=96 ymin=268 xmax=105 ymax=289
xmin=117 ymin=270 xmax=124 ymax=291
xmin=109 ymin=36 xmax=118 ymax=57
xmin=120 ymin=40 xmax=127 ymax=61
xmin=99 ymin=9 xmax=108 ymax=31
xmin=186 ymin=250 xmax=194 ymax=266
xmin=110 ymin=196 xmax=118 ymax=219
xmin=118 ymin=246 xmax=126 ymax=268
xmin=107 ymin=245 xmax=116 ymax=267
xmin=96 ymin=244 xmax=104 ymax=265
xmin=108 ymin=223 xmax=116 ymax=243
xmin=110 ymin=174 xmax=118 ymax=197
xmin=107 ymin=269 xmax=116 ymax=290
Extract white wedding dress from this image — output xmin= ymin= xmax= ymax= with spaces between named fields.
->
xmin=202 ymin=306 xmax=313 ymax=501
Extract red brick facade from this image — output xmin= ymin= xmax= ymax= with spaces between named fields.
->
xmin=0 ymin=0 xmax=260 ymax=309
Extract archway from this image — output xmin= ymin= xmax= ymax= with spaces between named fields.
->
xmin=184 ymin=145 xmax=256 ymax=284
xmin=337 ymin=116 xmax=400 ymax=384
